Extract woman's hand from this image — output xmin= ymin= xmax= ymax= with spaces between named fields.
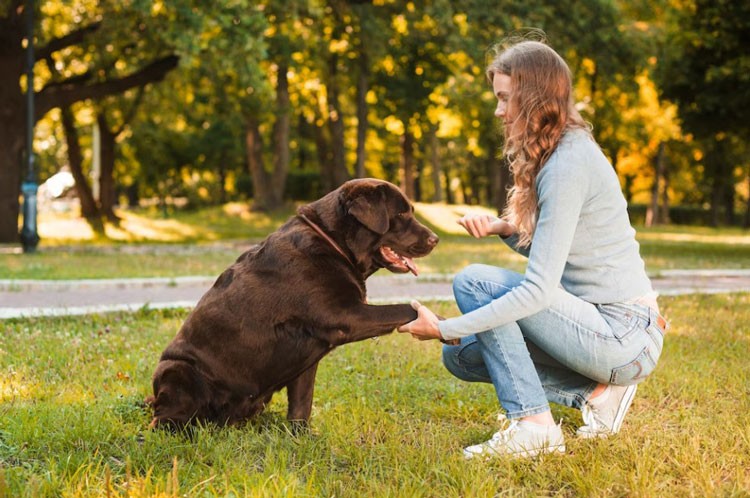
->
xmin=398 ymin=300 xmax=442 ymax=341
xmin=457 ymin=214 xmax=515 ymax=238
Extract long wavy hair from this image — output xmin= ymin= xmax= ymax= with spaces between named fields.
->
xmin=487 ymin=40 xmax=590 ymax=247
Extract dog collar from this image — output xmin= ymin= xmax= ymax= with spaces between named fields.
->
xmin=297 ymin=214 xmax=357 ymax=269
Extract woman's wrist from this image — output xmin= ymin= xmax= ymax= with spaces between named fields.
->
xmin=491 ymin=218 xmax=515 ymax=238
xmin=437 ymin=322 xmax=459 ymax=345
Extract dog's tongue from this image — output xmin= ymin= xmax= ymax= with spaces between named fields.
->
xmin=404 ymin=256 xmax=418 ymax=276
xmin=381 ymin=246 xmax=419 ymax=276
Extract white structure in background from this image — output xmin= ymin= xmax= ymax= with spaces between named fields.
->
xmin=38 ymin=122 xmax=101 ymax=214
xmin=38 ymin=166 xmax=79 ymax=212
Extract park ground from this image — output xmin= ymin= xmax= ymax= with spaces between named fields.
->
xmin=0 ymin=203 xmax=749 ymax=496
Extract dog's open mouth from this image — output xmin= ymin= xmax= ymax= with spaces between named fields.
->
xmin=379 ymin=246 xmax=418 ymax=276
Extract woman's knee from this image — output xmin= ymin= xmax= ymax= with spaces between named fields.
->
xmin=441 ymin=343 xmax=461 ymax=378
xmin=441 ymin=337 xmax=490 ymax=382
xmin=453 ymin=265 xmax=522 ymax=312
xmin=453 ymin=264 xmax=490 ymax=294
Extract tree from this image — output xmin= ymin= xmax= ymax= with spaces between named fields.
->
xmin=243 ymin=2 xmax=300 ymax=211
xmin=126 ymin=2 xmax=267 ymax=209
xmin=373 ymin=0 xmax=456 ymax=200
xmin=657 ymin=0 xmax=750 ymax=225
xmin=0 ymin=0 xmax=178 ymax=242
xmin=95 ymin=88 xmax=145 ymax=222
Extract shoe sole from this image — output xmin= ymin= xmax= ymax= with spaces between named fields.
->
xmin=464 ymin=444 xmax=566 ymax=460
xmin=610 ymin=384 xmax=637 ymax=434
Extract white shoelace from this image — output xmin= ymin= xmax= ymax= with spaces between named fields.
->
xmin=580 ymin=403 xmax=600 ymax=431
xmin=581 ymin=386 xmax=613 ymax=431
xmin=487 ymin=419 xmax=520 ymax=444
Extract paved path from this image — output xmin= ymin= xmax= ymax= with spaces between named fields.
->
xmin=2 ymin=269 xmax=750 ymax=319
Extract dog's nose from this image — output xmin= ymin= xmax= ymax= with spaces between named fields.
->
xmin=427 ymin=234 xmax=439 ymax=247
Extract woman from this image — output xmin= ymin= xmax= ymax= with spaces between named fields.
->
xmin=398 ymin=40 xmax=667 ymax=459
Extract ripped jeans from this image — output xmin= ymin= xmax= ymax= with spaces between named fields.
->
xmin=441 ymin=265 xmax=666 ymax=420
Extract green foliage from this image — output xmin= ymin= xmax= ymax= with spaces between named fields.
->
xmin=0 ymin=294 xmax=749 ymax=495
xmin=658 ymin=0 xmax=750 ymax=138
xmin=373 ymin=0 xmax=456 ymax=120
xmin=12 ymin=0 xmax=750 ymax=222
xmin=653 ymin=0 xmax=750 ymax=224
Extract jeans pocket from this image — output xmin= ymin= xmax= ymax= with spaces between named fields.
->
xmin=598 ymin=303 xmax=644 ymax=341
xmin=609 ymin=345 xmax=658 ymax=385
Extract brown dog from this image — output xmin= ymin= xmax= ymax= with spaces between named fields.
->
xmin=147 ymin=178 xmax=438 ymax=429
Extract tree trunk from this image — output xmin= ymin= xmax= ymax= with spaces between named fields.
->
xmin=743 ymin=165 xmax=750 ymax=229
xmin=355 ymin=52 xmax=369 ymax=179
xmin=61 ymin=107 xmax=104 ymax=233
xmin=414 ymin=158 xmax=422 ymax=202
xmin=645 ymin=142 xmax=666 ymax=227
xmin=245 ymin=61 xmax=290 ymax=212
xmin=444 ymin=167 xmax=454 ymax=204
xmin=400 ymin=130 xmax=415 ymax=199
xmin=96 ymin=113 xmax=119 ymax=222
xmin=269 ymin=60 xmax=290 ymax=209
xmin=0 ymin=98 xmax=24 ymax=243
xmin=245 ymin=116 xmax=271 ymax=211
xmin=623 ymin=174 xmax=635 ymax=203
xmin=709 ymin=157 xmax=720 ymax=228
xmin=327 ymin=53 xmax=349 ymax=189
xmin=95 ymin=88 xmax=143 ymax=222
xmin=722 ymin=154 xmax=736 ymax=226
xmin=429 ymin=127 xmax=443 ymax=202
xmin=313 ymin=103 xmax=333 ymax=193
xmin=707 ymin=138 xmax=732 ymax=227
xmin=218 ymin=149 xmax=227 ymax=205
xmin=0 ymin=12 xmax=25 ymax=243
xmin=659 ymin=156 xmax=670 ymax=224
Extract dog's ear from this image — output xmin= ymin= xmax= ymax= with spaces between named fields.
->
xmin=347 ymin=186 xmax=389 ymax=234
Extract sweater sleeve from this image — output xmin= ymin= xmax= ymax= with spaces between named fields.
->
xmin=500 ymin=233 xmax=531 ymax=258
xmin=438 ymin=157 xmax=589 ymax=340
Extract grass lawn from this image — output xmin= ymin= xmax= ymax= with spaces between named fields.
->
xmin=2 ymin=203 xmax=750 ymax=280
xmin=0 ymin=293 xmax=749 ymax=496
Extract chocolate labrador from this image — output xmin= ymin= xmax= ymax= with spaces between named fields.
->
xmin=147 ymin=178 xmax=439 ymax=429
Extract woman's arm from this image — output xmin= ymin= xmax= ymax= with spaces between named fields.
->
xmin=438 ymin=155 xmax=591 ymax=340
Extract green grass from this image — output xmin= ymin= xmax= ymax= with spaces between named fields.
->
xmin=2 ymin=203 xmax=749 ymax=280
xmin=1 ymin=294 xmax=749 ymax=496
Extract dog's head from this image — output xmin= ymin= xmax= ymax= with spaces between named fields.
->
xmin=300 ymin=178 xmax=439 ymax=277
xmin=147 ymin=359 xmax=210 ymax=430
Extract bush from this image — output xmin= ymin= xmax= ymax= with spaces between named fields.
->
xmin=627 ymin=203 xmax=746 ymax=226
xmin=232 ymin=171 xmax=323 ymax=202
xmin=285 ymin=171 xmax=323 ymax=201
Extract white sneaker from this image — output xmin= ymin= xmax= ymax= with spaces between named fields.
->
xmin=463 ymin=420 xmax=566 ymax=459
xmin=577 ymin=384 xmax=637 ymax=439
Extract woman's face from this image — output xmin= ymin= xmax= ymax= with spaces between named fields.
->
xmin=492 ymin=73 xmax=515 ymax=126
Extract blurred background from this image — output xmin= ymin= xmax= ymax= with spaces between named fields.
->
xmin=2 ymin=0 xmax=748 ymax=244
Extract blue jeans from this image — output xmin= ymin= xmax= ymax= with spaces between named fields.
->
xmin=442 ymin=264 xmax=665 ymax=419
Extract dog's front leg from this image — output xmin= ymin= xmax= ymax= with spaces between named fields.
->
xmin=335 ymin=303 xmax=418 ymax=344
xmin=286 ymin=361 xmax=320 ymax=424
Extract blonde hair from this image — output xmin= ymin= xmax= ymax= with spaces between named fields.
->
xmin=487 ymin=39 xmax=590 ymax=247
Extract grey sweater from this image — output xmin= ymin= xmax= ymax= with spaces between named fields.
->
xmin=439 ymin=128 xmax=654 ymax=340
